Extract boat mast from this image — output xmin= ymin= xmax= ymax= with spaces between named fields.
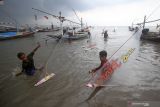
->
xmin=81 ymin=18 xmax=83 ymax=29
xmin=59 ymin=11 xmax=64 ymax=36
xmin=143 ymin=15 xmax=146 ymax=29
xmin=131 ymin=22 xmax=133 ymax=28
xmin=72 ymin=8 xmax=84 ymax=29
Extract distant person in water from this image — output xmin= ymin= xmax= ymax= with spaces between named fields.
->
xmin=17 ymin=43 xmax=41 ymax=76
xmin=104 ymin=30 xmax=108 ymax=38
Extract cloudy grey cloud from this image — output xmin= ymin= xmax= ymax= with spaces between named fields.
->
xmin=43 ymin=0 xmax=142 ymax=14
xmin=0 ymin=0 xmax=143 ymax=26
xmin=0 ymin=0 xmax=44 ymax=25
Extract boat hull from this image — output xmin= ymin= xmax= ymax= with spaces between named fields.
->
xmin=63 ymin=32 xmax=89 ymax=40
xmin=140 ymin=32 xmax=160 ymax=42
xmin=0 ymin=32 xmax=34 ymax=41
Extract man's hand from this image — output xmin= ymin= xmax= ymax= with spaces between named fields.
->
xmin=32 ymin=42 xmax=41 ymax=53
xmin=89 ymin=69 xmax=96 ymax=74
xmin=37 ymin=66 xmax=44 ymax=71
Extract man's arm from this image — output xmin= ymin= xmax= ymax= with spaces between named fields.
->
xmin=32 ymin=43 xmax=40 ymax=53
xmin=15 ymin=69 xmax=24 ymax=76
xmin=89 ymin=63 xmax=103 ymax=73
xmin=29 ymin=43 xmax=41 ymax=56
xmin=15 ymin=71 xmax=23 ymax=76
xmin=93 ymin=64 xmax=102 ymax=72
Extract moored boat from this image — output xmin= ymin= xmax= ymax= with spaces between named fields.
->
xmin=63 ymin=31 xmax=89 ymax=40
xmin=128 ymin=26 xmax=134 ymax=31
xmin=140 ymin=28 xmax=160 ymax=42
xmin=0 ymin=31 xmax=34 ymax=41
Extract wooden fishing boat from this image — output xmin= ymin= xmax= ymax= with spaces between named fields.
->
xmin=128 ymin=26 xmax=134 ymax=31
xmin=32 ymin=8 xmax=91 ymax=41
xmin=141 ymin=31 xmax=160 ymax=42
xmin=136 ymin=15 xmax=160 ymax=42
xmin=0 ymin=31 xmax=34 ymax=41
xmin=63 ymin=31 xmax=89 ymax=40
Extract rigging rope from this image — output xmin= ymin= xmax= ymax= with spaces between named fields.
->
xmin=42 ymin=37 xmax=63 ymax=77
xmin=136 ymin=1 xmax=160 ymax=25
xmin=146 ymin=2 xmax=160 ymax=21
xmin=72 ymin=8 xmax=81 ymax=23
xmin=108 ymin=29 xmax=140 ymax=61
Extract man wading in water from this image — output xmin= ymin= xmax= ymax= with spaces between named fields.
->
xmin=16 ymin=43 xmax=41 ymax=76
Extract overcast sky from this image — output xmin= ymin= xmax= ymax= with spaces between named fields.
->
xmin=0 ymin=0 xmax=160 ymax=26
